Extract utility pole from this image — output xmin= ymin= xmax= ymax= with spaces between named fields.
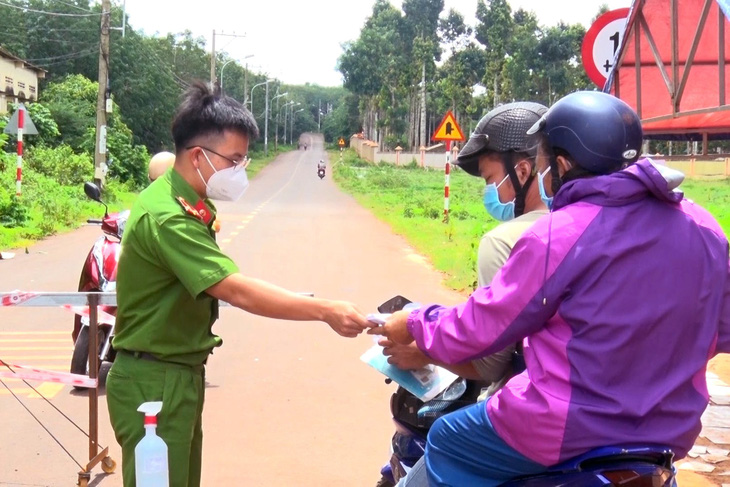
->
xmin=264 ymin=81 xmax=269 ymax=156
xmin=243 ymin=62 xmax=249 ymax=105
xmin=275 ymin=97 xmax=280 ymax=151
xmin=283 ymin=103 xmax=288 ymax=145
xmin=210 ymin=29 xmax=216 ymax=84
xmin=210 ymin=31 xmax=246 ymax=87
xmin=318 ymin=99 xmax=321 ymax=132
xmin=94 ymin=0 xmax=111 ymax=188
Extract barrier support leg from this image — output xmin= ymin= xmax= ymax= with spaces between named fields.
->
xmin=78 ymin=293 xmax=116 ymax=485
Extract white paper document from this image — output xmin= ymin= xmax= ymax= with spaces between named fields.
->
xmin=360 ymin=344 xmax=459 ymax=402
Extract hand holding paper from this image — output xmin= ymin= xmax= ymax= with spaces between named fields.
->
xmin=367 ymin=309 xmax=413 ymax=345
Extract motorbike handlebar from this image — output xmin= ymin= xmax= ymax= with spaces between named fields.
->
xmin=87 ymin=219 xmax=103 ymax=224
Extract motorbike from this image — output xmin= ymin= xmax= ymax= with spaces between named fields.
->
xmin=374 ymin=295 xmax=676 ymax=487
xmin=69 ymin=182 xmax=126 ymax=386
xmin=318 ymin=167 xmax=326 ymax=179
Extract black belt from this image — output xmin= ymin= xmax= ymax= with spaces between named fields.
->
xmin=119 ymin=350 xmax=161 ymax=362
xmin=119 ymin=349 xmax=207 ymax=366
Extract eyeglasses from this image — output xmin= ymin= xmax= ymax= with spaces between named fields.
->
xmin=187 ymin=146 xmax=250 ymax=169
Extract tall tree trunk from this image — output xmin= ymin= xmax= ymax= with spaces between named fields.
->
xmin=408 ymin=93 xmax=413 ymax=149
xmin=411 ymin=91 xmax=418 ymax=150
xmin=420 ymin=61 xmax=427 ymax=150
xmin=494 ymin=75 xmax=500 ymax=107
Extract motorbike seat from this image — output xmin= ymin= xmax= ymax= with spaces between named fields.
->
xmin=550 ymin=445 xmax=674 ymax=471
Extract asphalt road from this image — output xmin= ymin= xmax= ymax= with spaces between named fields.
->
xmin=0 ymin=133 xmax=464 ymax=486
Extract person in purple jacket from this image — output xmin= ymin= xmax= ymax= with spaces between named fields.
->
xmin=373 ymin=91 xmax=730 ymax=486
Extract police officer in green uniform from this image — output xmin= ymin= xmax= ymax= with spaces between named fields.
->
xmin=106 ymin=81 xmax=372 ymax=487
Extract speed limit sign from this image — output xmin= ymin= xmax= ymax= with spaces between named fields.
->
xmin=582 ymin=8 xmax=630 ymax=88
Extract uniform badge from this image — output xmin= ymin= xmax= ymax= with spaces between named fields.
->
xmin=176 ymin=197 xmax=213 ymax=225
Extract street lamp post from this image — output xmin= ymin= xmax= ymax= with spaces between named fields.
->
xmin=249 ymin=79 xmax=273 ymax=152
xmin=291 ymin=108 xmax=304 ymax=145
xmin=281 ymin=100 xmax=294 ymax=146
xmin=270 ymin=92 xmax=288 ymax=152
xmin=236 ymin=54 xmax=253 ymax=103
xmin=249 ymin=79 xmax=273 ymax=113
xmin=285 ymin=102 xmax=300 ymax=146
xmin=264 ymin=82 xmax=270 ymax=156
xmin=219 ymin=60 xmax=234 ymax=94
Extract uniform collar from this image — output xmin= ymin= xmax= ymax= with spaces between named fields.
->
xmin=167 ymin=168 xmax=217 ymax=226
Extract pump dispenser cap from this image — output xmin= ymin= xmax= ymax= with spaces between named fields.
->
xmin=137 ymin=401 xmax=163 ymax=426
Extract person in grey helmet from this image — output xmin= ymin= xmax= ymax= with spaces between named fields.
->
xmin=380 ymin=101 xmax=548 ymax=383
xmin=382 ymin=101 xmax=549 ymax=487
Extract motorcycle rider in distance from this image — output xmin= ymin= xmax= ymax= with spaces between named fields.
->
xmin=148 ymin=151 xmax=176 ymax=182
xmin=317 ymin=159 xmax=326 ymax=170
xmin=373 ymin=91 xmax=730 ymax=486
xmin=383 ymin=102 xmax=549 ymax=487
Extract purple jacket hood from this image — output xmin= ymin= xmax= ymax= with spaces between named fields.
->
xmin=553 ymin=158 xmax=685 ymax=210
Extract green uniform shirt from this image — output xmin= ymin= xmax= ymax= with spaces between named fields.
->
xmin=113 ymin=168 xmax=238 ymax=365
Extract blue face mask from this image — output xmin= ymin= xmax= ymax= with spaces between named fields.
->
xmin=483 ymin=174 xmax=515 ymax=222
xmin=537 ymin=166 xmax=553 ymax=210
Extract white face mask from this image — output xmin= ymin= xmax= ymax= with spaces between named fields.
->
xmin=197 ymin=150 xmax=249 ymax=201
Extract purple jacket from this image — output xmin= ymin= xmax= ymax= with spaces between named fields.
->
xmin=408 ymin=159 xmax=730 ymax=465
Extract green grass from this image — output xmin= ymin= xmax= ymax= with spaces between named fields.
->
xmin=333 ymin=150 xmax=497 ymax=293
xmin=680 ymin=178 xmax=730 ymax=233
xmin=333 ymin=150 xmax=730 ymax=294
xmin=0 ymin=178 xmax=137 ymax=251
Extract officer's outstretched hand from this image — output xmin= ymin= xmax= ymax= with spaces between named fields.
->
xmin=323 ymin=301 xmax=374 ymax=338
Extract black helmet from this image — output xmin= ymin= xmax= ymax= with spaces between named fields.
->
xmin=527 ymin=91 xmax=642 ymax=174
xmin=456 ymin=102 xmax=548 ymax=177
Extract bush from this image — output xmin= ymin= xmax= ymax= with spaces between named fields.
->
xmin=26 ymin=145 xmax=93 ymax=186
xmin=43 ymin=75 xmax=150 ymax=188
xmin=0 ymin=195 xmax=28 ymax=227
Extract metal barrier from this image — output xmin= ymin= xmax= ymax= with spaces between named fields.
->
xmin=0 ymin=290 xmax=313 ymax=486
xmin=1 ymin=291 xmax=117 ymax=486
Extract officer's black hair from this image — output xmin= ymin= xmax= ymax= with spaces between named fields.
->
xmin=172 ymin=81 xmax=259 ymax=152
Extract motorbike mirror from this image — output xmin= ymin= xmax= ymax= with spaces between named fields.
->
xmin=84 ymin=182 xmax=103 ymax=202
xmin=84 ymin=181 xmax=109 ymax=217
xmin=377 ymin=295 xmax=413 ymax=314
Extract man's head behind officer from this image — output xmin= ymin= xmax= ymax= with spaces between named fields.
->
xmin=172 ymin=82 xmax=259 ymax=202
xmin=148 ymin=151 xmax=175 ymax=182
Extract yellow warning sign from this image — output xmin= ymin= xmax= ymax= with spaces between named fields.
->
xmin=338 ymin=137 xmax=346 ymax=147
xmin=432 ymin=110 xmax=465 ymax=142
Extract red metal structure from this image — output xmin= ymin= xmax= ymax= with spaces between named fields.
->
xmin=605 ymin=0 xmax=730 ymax=152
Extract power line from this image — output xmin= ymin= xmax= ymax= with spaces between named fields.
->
xmin=34 ymin=51 xmax=97 ymax=67
xmin=136 ymin=40 xmax=191 ymax=89
xmin=0 ymin=0 xmax=101 ymax=17
xmin=25 ymin=45 xmax=99 ymax=63
xmin=0 ymin=30 xmax=99 ymax=45
xmin=54 ymin=0 xmax=93 ymax=13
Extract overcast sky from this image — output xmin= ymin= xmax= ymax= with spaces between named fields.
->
xmin=123 ymin=0 xmax=630 ymax=87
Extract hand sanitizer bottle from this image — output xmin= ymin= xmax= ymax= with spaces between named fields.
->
xmin=135 ymin=401 xmax=169 ymax=487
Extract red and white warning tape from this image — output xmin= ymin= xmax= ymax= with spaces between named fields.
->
xmin=0 ymin=363 xmax=97 ymax=388
xmin=1 ymin=291 xmax=37 ymax=306
xmin=0 ymin=291 xmax=312 ymax=308
xmin=0 ymin=291 xmax=116 ymax=307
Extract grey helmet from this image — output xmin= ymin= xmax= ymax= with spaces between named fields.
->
xmin=456 ymin=102 xmax=548 ymax=177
